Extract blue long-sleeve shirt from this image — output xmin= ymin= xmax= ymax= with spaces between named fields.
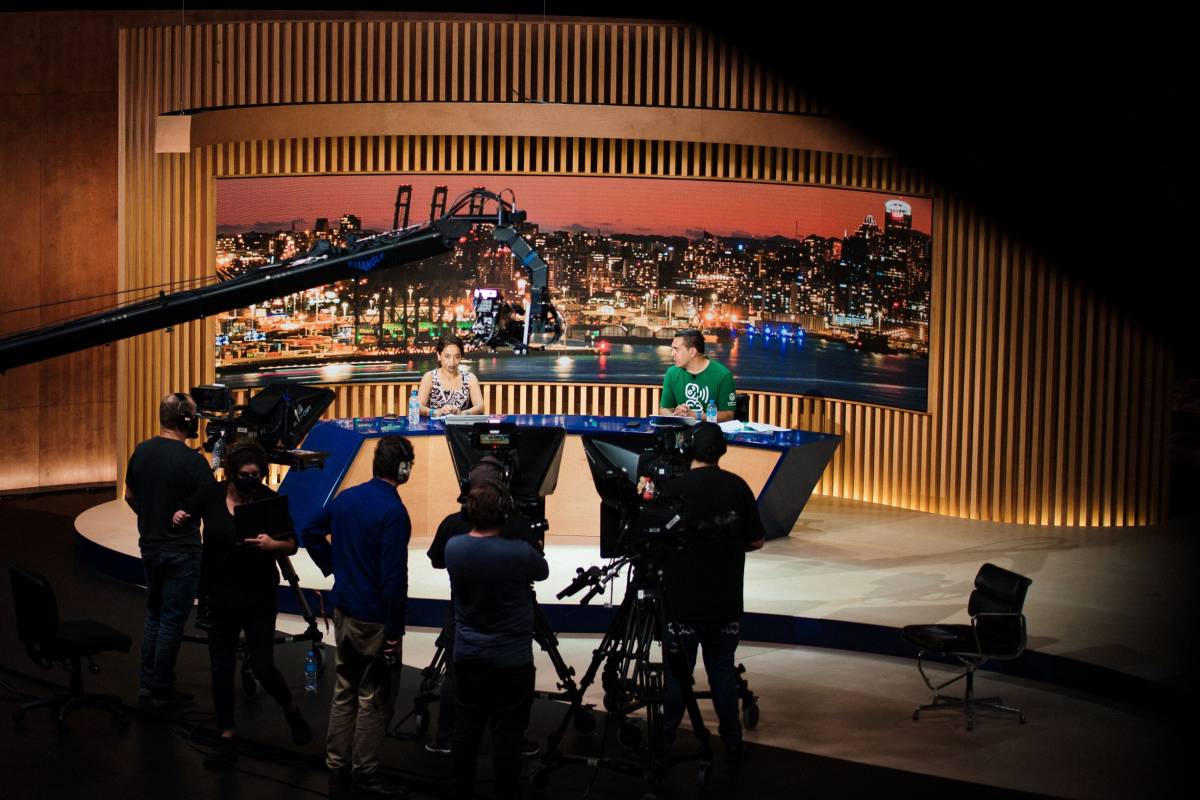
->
xmin=301 ymin=477 xmax=411 ymax=637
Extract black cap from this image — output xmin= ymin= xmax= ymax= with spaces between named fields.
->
xmin=691 ymin=422 xmax=727 ymax=463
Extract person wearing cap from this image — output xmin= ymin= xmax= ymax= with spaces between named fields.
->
xmin=659 ymin=421 xmax=765 ymax=762
xmin=658 ymin=328 xmax=737 ymax=422
xmin=424 ymin=457 xmax=542 ymax=756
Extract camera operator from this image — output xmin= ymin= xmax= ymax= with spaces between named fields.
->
xmin=444 ymin=483 xmax=549 ymax=800
xmin=124 ymin=392 xmax=216 ymax=709
xmin=173 ymin=441 xmax=312 ymax=768
xmin=301 ymin=436 xmax=414 ymax=800
xmin=659 ymin=422 xmax=764 ymax=762
xmin=424 ymin=456 xmax=542 ymax=755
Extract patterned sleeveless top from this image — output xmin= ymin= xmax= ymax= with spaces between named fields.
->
xmin=428 ymin=367 xmax=473 ymax=411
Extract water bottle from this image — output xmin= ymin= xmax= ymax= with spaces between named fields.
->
xmin=407 ymin=389 xmax=420 ymax=427
xmin=705 ymin=398 xmax=718 ymax=423
xmin=304 ymin=649 xmax=318 ymax=694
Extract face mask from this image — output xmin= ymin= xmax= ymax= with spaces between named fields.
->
xmin=232 ymin=474 xmax=262 ymax=495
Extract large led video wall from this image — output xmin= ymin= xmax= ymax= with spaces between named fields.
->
xmin=215 ymin=175 xmax=932 ymax=411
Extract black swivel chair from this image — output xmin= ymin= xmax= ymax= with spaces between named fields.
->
xmin=901 ymin=562 xmax=1032 ymax=731
xmin=734 ymin=393 xmax=750 ymax=422
xmin=9 ymin=564 xmax=132 ymax=728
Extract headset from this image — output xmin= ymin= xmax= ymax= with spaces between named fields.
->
xmin=463 ymin=481 xmax=513 ymax=528
xmin=394 ymin=438 xmax=415 ymax=485
xmin=172 ymin=392 xmax=200 ymax=439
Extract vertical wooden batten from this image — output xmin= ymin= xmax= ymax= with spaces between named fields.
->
xmin=110 ymin=18 xmax=1170 ymax=526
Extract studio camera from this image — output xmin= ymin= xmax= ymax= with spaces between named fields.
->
xmin=444 ymin=420 xmax=565 ymax=547
xmin=191 ymin=382 xmax=335 ymax=471
xmin=581 ymin=417 xmax=701 ymax=558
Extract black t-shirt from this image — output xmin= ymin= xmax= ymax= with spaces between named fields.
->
xmin=125 ymin=436 xmax=215 ymax=553
xmin=427 ymin=510 xmax=540 ymax=569
xmin=187 ymin=482 xmax=296 ymax=608
xmin=660 ymin=465 xmax=765 ymax=623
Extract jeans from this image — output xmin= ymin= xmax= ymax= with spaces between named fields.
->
xmin=662 ymin=621 xmax=742 ymax=746
xmin=325 ymin=611 xmax=400 ymax=781
xmin=140 ymin=549 xmax=201 ymax=692
xmin=208 ymin=598 xmax=293 ymax=732
xmin=452 ymin=661 xmax=535 ymax=800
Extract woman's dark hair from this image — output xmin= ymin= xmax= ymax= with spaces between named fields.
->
xmin=373 ymin=435 xmax=414 ymax=479
xmin=464 ymin=483 xmax=507 ymax=530
xmin=673 ymin=328 xmax=704 ymax=354
xmin=436 ymin=334 xmax=465 ymax=355
xmin=225 ymin=441 xmax=268 ymax=476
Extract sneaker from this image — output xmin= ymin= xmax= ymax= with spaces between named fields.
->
xmin=203 ymin=738 xmax=238 ymax=769
xmin=353 ymin=777 xmax=408 ymax=798
xmin=149 ymin=688 xmax=194 ymax=709
xmin=328 ymin=768 xmax=352 ymax=800
xmin=285 ymin=706 xmax=313 ymax=746
xmin=520 ymin=738 xmax=541 ymax=757
xmin=424 ymin=739 xmax=451 ymax=755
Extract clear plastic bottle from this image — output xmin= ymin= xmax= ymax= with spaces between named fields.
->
xmin=407 ymin=389 xmax=420 ymax=427
xmin=304 ymin=649 xmax=318 ymax=694
xmin=705 ymin=398 xmax=718 ymax=423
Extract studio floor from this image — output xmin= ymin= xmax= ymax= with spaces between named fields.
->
xmin=2 ymin=489 xmax=1194 ymax=798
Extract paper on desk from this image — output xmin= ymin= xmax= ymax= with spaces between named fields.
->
xmin=719 ymin=420 xmax=790 ymax=433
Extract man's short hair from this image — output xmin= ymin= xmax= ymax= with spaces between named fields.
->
xmin=690 ymin=421 xmax=726 ymax=464
xmin=159 ymin=392 xmax=195 ymax=431
xmin=468 ymin=455 xmax=508 ymax=491
xmin=373 ymin=436 xmax=414 ymax=479
xmin=464 ymin=483 xmax=507 ymax=530
xmin=673 ymin=328 xmax=704 ymax=354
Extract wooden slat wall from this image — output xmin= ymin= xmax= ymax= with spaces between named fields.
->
xmin=119 ymin=19 xmax=1170 ymax=526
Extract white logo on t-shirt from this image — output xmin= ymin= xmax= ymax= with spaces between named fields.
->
xmin=684 ymin=382 xmax=708 ymax=409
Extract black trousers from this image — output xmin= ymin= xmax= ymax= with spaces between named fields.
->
xmin=452 ymin=661 xmax=534 ymax=800
xmin=208 ymin=598 xmax=293 ymax=732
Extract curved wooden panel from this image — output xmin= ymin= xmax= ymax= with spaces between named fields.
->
xmin=114 ymin=19 xmax=1171 ymax=526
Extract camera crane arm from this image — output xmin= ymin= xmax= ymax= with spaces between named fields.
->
xmin=0 ymin=189 xmax=534 ymax=373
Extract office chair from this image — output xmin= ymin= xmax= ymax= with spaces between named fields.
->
xmin=734 ymin=393 xmax=750 ymax=422
xmin=10 ymin=564 xmax=132 ymax=728
xmin=901 ymin=562 xmax=1032 ymax=731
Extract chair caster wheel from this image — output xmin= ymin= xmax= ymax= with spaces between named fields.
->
xmin=617 ymin=720 xmax=642 ymax=749
xmin=529 ymin=764 xmax=550 ymax=791
xmin=742 ymin=702 xmax=760 ymax=729
xmin=574 ymin=709 xmax=596 ymax=734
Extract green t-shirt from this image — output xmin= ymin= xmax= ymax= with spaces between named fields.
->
xmin=660 ymin=359 xmax=736 ymax=414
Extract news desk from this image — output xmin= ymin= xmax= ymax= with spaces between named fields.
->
xmin=279 ymin=415 xmax=841 ymax=541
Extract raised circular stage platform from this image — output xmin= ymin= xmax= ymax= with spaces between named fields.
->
xmin=76 ymin=487 xmax=1193 ymax=707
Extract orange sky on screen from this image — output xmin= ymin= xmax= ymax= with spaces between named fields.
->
xmin=218 ymin=174 xmax=932 ymax=239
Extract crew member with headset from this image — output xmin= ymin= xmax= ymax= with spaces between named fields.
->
xmin=444 ymin=482 xmax=549 ymax=800
xmin=302 ymin=435 xmax=414 ymax=800
xmin=659 ymin=422 xmax=765 ymax=762
xmin=424 ymin=456 xmax=542 ymax=756
xmin=124 ymin=392 xmax=215 ymax=709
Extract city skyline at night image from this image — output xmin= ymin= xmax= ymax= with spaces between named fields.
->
xmin=214 ymin=175 xmax=933 ymax=411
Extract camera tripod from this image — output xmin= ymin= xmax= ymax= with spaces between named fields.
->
xmin=185 ymin=555 xmax=327 ymax=698
xmin=390 ymin=587 xmax=595 ymax=740
xmin=529 ymin=554 xmax=715 ymax=800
